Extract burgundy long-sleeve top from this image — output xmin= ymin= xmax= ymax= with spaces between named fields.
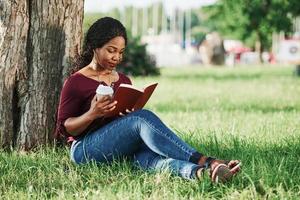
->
xmin=55 ymin=72 xmax=132 ymax=142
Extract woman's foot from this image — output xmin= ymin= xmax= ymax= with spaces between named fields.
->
xmin=198 ymin=156 xmax=241 ymax=183
xmin=210 ymin=159 xmax=241 ymax=174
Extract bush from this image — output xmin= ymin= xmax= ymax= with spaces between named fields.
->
xmin=119 ymin=35 xmax=160 ymax=76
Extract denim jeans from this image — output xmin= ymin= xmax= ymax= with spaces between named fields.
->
xmin=70 ymin=109 xmax=203 ymax=180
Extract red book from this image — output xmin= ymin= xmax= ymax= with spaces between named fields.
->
xmin=105 ymin=82 xmax=158 ymax=117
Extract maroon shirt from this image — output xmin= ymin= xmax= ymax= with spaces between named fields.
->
xmin=55 ymin=72 xmax=132 ymax=142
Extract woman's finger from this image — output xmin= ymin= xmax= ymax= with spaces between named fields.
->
xmin=97 ymin=95 xmax=110 ymax=103
xmin=107 ymin=105 xmax=116 ymax=112
xmin=97 ymin=99 xmax=112 ymax=108
xmin=106 ymin=101 xmax=117 ymax=110
xmin=107 ymin=101 xmax=117 ymax=109
xmin=229 ymin=163 xmax=241 ymax=174
xmin=103 ymin=100 xmax=117 ymax=109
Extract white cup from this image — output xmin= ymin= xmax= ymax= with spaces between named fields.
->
xmin=96 ymin=84 xmax=114 ymax=101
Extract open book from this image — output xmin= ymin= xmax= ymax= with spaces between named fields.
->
xmin=105 ymin=82 xmax=158 ymax=117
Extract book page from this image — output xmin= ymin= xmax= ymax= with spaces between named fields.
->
xmin=118 ymin=83 xmax=143 ymax=92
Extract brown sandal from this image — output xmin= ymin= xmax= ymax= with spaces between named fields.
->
xmin=204 ymin=157 xmax=241 ymax=183
xmin=210 ymin=163 xmax=234 ymax=183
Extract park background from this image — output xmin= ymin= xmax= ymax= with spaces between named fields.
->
xmin=0 ymin=0 xmax=300 ymax=199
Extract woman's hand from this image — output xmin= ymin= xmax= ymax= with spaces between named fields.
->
xmin=119 ymin=108 xmax=135 ymax=116
xmin=88 ymin=95 xmax=117 ymax=120
xmin=64 ymin=95 xmax=116 ymax=136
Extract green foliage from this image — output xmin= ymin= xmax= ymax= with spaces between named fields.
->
xmin=191 ymin=26 xmax=206 ymax=44
xmin=202 ymin=0 xmax=299 ymax=51
xmin=1 ymin=66 xmax=300 ymax=199
xmin=83 ymin=13 xmax=105 ymax=34
xmin=118 ymin=35 xmax=160 ymax=76
xmin=190 ymin=9 xmax=207 ymax=44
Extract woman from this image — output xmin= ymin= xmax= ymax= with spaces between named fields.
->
xmin=55 ymin=17 xmax=240 ymax=182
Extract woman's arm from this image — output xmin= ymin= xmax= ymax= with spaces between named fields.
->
xmin=64 ymin=111 xmax=95 ymax=136
xmin=64 ymin=95 xmax=117 ymax=136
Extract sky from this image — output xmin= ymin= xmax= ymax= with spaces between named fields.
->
xmin=84 ymin=0 xmax=217 ymax=15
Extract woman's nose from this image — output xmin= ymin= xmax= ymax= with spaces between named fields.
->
xmin=112 ymin=54 xmax=119 ymax=61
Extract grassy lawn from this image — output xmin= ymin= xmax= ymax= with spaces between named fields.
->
xmin=1 ymin=65 xmax=300 ymax=199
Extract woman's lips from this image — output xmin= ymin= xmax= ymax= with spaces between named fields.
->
xmin=108 ymin=63 xmax=117 ymax=67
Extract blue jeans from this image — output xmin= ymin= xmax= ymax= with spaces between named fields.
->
xmin=70 ymin=109 xmax=203 ymax=180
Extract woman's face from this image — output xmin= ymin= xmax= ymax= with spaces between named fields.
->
xmin=94 ymin=36 xmax=125 ymax=71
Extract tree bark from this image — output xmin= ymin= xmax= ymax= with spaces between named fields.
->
xmin=0 ymin=0 xmax=29 ymax=149
xmin=0 ymin=0 xmax=84 ymax=150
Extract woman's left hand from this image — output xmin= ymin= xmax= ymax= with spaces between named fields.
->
xmin=119 ymin=108 xmax=135 ymax=116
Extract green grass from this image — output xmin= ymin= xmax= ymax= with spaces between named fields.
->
xmin=1 ymin=65 xmax=300 ymax=199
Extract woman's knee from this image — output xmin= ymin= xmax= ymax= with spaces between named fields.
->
xmin=132 ymin=109 xmax=153 ymax=115
xmin=130 ymin=109 xmax=158 ymax=121
xmin=127 ymin=109 xmax=156 ymax=128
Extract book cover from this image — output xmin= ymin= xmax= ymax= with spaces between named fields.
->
xmin=105 ymin=82 xmax=158 ymax=117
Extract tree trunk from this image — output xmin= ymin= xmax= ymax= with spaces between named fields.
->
xmin=255 ymin=31 xmax=264 ymax=63
xmin=0 ymin=0 xmax=84 ymax=150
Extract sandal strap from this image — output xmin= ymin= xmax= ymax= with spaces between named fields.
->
xmin=195 ymin=167 xmax=205 ymax=180
xmin=211 ymin=164 xmax=232 ymax=183
xmin=204 ymin=156 xmax=216 ymax=169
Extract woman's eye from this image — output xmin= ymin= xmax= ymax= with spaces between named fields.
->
xmin=107 ymin=49 xmax=114 ymax=53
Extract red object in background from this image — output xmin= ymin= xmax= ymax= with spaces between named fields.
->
xmin=227 ymin=46 xmax=251 ymax=54
xmin=227 ymin=46 xmax=251 ymax=63
xmin=269 ymin=52 xmax=276 ymax=64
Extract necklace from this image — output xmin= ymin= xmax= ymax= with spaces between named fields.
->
xmin=89 ymin=63 xmax=116 ymax=87
xmin=96 ymin=69 xmax=116 ymax=88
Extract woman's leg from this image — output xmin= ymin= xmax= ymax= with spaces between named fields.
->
xmin=71 ymin=109 xmax=202 ymax=164
xmin=133 ymin=144 xmax=202 ymax=180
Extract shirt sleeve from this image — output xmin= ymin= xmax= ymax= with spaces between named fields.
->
xmin=56 ymin=76 xmax=82 ymax=137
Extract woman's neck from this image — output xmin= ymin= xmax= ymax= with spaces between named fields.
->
xmin=88 ymin=62 xmax=114 ymax=75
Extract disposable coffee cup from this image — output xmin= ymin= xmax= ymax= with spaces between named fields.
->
xmin=96 ymin=84 xmax=114 ymax=101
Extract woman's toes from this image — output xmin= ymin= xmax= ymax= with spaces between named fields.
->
xmin=230 ymin=166 xmax=240 ymax=174
xmin=228 ymin=160 xmax=240 ymax=168
xmin=229 ymin=161 xmax=241 ymax=174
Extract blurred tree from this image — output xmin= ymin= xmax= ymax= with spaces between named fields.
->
xmin=191 ymin=11 xmax=201 ymax=28
xmin=190 ymin=9 xmax=207 ymax=45
xmin=287 ymin=0 xmax=300 ymax=16
xmin=203 ymin=0 xmax=299 ymax=61
xmin=110 ymin=8 xmax=121 ymax=21
xmin=83 ymin=13 xmax=104 ymax=33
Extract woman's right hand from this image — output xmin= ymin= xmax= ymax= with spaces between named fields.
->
xmin=88 ymin=95 xmax=117 ymax=120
